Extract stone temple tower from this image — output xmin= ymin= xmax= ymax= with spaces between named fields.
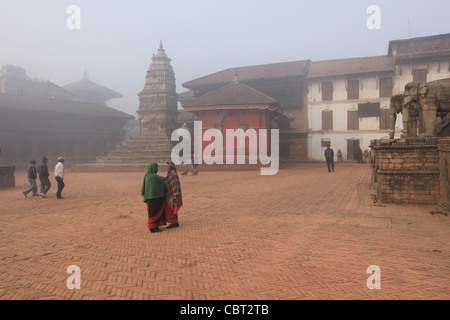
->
xmin=138 ymin=42 xmax=178 ymax=137
xmin=91 ymin=43 xmax=178 ymax=168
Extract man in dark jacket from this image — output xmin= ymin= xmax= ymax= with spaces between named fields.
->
xmin=324 ymin=144 xmax=335 ymax=173
xmin=37 ymin=156 xmax=51 ymax=198
xmin=23 ymin=159 xmax=38 ymax=197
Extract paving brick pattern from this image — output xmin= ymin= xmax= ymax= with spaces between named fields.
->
xmin=0 ymin=163 xmax=449 ymax=300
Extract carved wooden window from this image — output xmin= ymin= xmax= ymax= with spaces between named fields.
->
xmin=379 ymin=77 xmax=393 ymax=98
xmin=347 ymin=80 xmax=359 ymax=100
xmin=379 ymin=108 xmax=390 ymax=130
xmin=322 ymin=82 xmax=333 ymax=101
xmin=413 ymin=69 xmax=427 ymax=83
xmin=322 ymin=110 xmax=333 ymax=131
xmin=347 ymin=109 xmax=359 ymax=130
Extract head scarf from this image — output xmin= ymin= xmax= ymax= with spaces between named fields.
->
xmin=166 ymin=161 xmax=177 ymax=172
xmin=141 ymin=162 xmax=165 ymax=201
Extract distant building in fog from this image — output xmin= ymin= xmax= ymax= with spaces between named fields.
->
xmin=63 ymin=71 xmax=123 ymax=105
xmin=0 ymin=65 xmax=134 ymax=168
xmin=0 ymin=65 xmax=73 ymax=99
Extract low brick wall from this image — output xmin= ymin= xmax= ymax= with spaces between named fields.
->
xmin=371 ymin=138 xmax=440 ymax=204
xmin=0 ymin=166 xmax=16 ymax=189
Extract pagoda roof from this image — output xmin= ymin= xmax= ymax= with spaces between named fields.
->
xmin=63 ymin=73 xmax=123 ymax=104
xmin=0 ymin=93 xmax=134 ymax=119
xmin=184 ymin=80 xmax=278 ymax=110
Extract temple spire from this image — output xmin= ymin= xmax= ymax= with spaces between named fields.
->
xmin=233 ymin=69 xmax=240 ymax=83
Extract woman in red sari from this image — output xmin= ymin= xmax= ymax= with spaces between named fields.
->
xmin=141 ymin=162 xmax=166 ymax=233
xmin=164 ymin=161 xmax=183 ymax=229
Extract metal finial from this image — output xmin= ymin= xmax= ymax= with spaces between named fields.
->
xmin=233 ymin=69 xmax=239 ymax=83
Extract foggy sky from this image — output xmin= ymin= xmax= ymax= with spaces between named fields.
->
xmin=1 ymin=0 xmax=450 ymax=117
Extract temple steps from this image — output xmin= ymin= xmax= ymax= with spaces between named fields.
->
xmin=95 ymin=156 xmax=171 ymax=164
xmin=72 ymin=131 xmax=175 ymax=172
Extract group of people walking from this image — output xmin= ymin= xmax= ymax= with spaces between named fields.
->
xmin=142 ymin=161 xmax=183 ymax=233
xmin=23 ymin=156 xmax=65 ymax=199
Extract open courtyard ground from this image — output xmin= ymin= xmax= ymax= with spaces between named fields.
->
xmin=0 ymin=162 xmax=449 ymax=300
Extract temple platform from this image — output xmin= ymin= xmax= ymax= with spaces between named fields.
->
xmin=370 ymin=137 xmax=450 ymax=208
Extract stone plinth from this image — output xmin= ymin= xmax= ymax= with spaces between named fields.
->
xmin=370 ymin=138 xmax=440 ymax=204
xmin=72 ymin=131 xmax=173 ymax=172
xmin=0 ymin=166 xmax=15 ymax=189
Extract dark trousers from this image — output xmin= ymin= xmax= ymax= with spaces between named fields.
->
xmin=326 ymin=158 xmax=334 ymax=172
xmin=55 ymin=177 xmax=65 ymax=198
xmin=40 ymin=178 xmax=51 ymax=195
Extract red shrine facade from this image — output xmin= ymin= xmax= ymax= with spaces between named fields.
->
xmin=183 ymin=80 xmax=282 ymax=167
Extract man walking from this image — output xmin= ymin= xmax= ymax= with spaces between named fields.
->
xmin=23 ymin=159 xmax=38 ymax=197
xmin=324 ymin=144 xmax=335 ymax=173
xmin=54 ymin=157 xmax=65 ymax=199
xmin=37 ymin=156 xmax=51 ymax=198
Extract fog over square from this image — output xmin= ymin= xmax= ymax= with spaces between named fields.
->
xmin=1 ymin=0 xmax=449 ymax=117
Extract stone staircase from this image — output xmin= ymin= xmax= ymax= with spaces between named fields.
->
xmin=72 ymin=132 xmax=175 ymax=172
xmin=97 ymin=132 xmax=173 ymax=164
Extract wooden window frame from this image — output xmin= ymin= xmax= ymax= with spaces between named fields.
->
xmin=413 ymin=69 xmax=427 ymax=83
xmin=322 ymin=81 xmax=333 ymax=101
xmin=379 ymin=77 xmax=393 ymax=98
xmin=322 ymin=109 xmax=333 ymax=131
xmin=347 ymin=80 xmax=359 ymax=100
xmin=347 ymin=109 xmax=359 ymax=130
xmin=379 ymin=108 xmax=390 ymax=130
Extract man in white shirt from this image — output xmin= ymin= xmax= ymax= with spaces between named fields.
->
xmin=55 ymin=157 xmax=65 ymax=199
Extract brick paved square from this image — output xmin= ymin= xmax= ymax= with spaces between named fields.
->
xmin=0 ymin=163 xmax=449 ymax=300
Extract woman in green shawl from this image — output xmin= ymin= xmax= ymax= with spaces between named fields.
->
xmin=141 ymin=162 xmax=166 ymax=233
